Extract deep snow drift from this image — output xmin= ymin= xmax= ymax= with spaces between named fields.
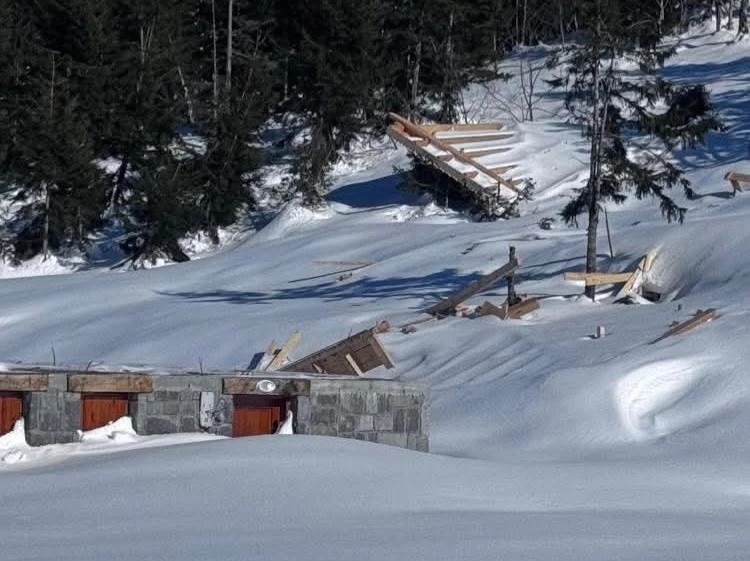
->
xmin=1 ymin=23 xmax=750 ymax=561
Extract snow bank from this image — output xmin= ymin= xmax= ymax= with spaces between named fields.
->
xmin=77 ymin=416 xmax=137 ymax=443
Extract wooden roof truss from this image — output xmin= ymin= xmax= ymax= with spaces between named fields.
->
xmin=387 ymin=113 xmax=528 ymax=218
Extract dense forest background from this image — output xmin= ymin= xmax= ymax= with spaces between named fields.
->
xmin=0 ymin=0 xmax=745 ymax=265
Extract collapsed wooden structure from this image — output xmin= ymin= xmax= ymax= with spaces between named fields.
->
xmin=280 ymin=328 xmax=394 ymax=376
xmin=564 ymin=248 xmax=659 ymax=300
xmin=387 ymin=113 xmax=528 ymax=218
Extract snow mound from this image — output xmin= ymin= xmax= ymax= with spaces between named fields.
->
xmin=0 ymin=419 xmax=29 ymax=464
xmin=250 ymin=201 xmax=333 ymax=244
xmin=77 ymin=417 xmax=137 ymax=443
xmin=615 ymin=360 xmax=705 ymax=440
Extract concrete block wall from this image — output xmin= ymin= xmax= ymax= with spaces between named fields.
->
xmin=130 ymin=375 xmax=233 ymax=437
xmin=297 ymin=379 xmax=429 ymax=452
xmin=25 ymin=374 xmax=80 ymax=446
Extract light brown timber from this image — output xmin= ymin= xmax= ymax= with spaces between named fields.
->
xmin=68 ymin=374 xmax=154 ymax=393
xmin=0 ymin=374 xmax=49 ymax=392
xmin=266 ymin=331 xmax=301 ymax=371
xmin=425 ymin=258 xmax=519 ymax=316
xmin=650 ymin=309 xmax=717 ymax=344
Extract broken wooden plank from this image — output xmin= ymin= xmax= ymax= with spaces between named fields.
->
xmin=425 ymin=258 xmax=519 ymax=316
xmin=615 ymin=248 xmax=658 ymax=299
xmin=68 ymin=374 xmax=153 ymax=393
xmin=650 ymin=309 xmax=717 ymax=344
xmin=478 ymin=297 xmax=539 ymax=320
xmin=564 ymin=271 xmax=634 ymax=286
xmin=313 ymin=260 xmax=374 ymax=267
xmin=265 ymin=331 xmax=301 ymax=371
xmin=280 ymin=328 xmax=394 ymax=375
xmin=0 ymin=374 xmax=49 ymax=392
xmin=505 ymin=297 xmax=540 ymax=319
xmin=289 ymin=262 xmax=373 ymax=283
xmin=725 ymin=171 xmax=750 ymax=194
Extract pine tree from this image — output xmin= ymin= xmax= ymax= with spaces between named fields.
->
xmin=551 ymin=0 xmax=722 ymax=300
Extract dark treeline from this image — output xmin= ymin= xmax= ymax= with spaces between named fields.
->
xmin=0 ymin=0 xmax=742 ymax=265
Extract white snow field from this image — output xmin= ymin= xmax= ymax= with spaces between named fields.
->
xmin=1 ymin=24 xmax=750 ymax=560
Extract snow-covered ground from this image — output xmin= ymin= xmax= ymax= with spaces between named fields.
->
xmin=1 ymin=23 xmax=749 ymax=560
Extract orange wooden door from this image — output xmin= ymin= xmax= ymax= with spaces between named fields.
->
xmin=232 ymin=395 xmax=286 ymax=437
xmin=0 ymin=392 xmax=22 ymax=435
xmin=81 ymin=393 xmax=129 ymax=431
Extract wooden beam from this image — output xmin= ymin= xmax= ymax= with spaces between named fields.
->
xmin=68 ymin=374 xmax=153 ymax=393
xmin=265 ymin=331 xmax=301 ymax=371
xmin=425 ymin=258 xmax=519 ymax=316
xmin=280 ymin=329 xmax=394 ymax=375
xmin=313 ymin=260 xmax=374 ymax=267
xmin=460 ymin=146 xmax=511 ymax=159
xmin=438 ymin=133 xmax=513 ymax=144
xmin=487 ymin=164 xmax=517 ymax=175
xmin=422 ymin=123 xmax=504 ymax=134
xmin=344 ymin=353 xmax=363 ymax=375
xmin=389 ymin=113 xmax=525 ymax=197
xmin=650 ymin=309 xmax=717 ymax=344
xmin=223 ymin=377 xmax=311 ymax=396
xmin=389 ymin=125 xmax=512 ymax=206
xmin=464 ymin=171 xmax=479 ymax=179
xmin=616 ymin=248 xmax=658 ymax=298
xmin=0 ymin=374 xmax=48 ymax=392
xmin=564 ymin=271 xmax=633 ymax=286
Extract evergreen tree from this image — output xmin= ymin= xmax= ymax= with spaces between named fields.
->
xmin=550 ymin=0 xmax=722 ymax=300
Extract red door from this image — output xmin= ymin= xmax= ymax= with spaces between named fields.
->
xmin=81 ymin=393 xmax=129 ymax=431
xmin=0 ymin=392 xmax=22 ymax=435
xmin=232 ymin=395 xmax=286 ymax=437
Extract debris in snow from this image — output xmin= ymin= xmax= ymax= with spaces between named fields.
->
xmin=724 ymin=170 xmax=750 ymax=195
xmin=650 ymin=308 xmax=718 ymax=344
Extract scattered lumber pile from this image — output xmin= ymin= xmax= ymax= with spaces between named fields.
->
xmin=724 ymin=171 xmax=750 ymax=195
xmin=387 ymin=113 xmax=528 ymax=218
xmin=564 ymin=248 xmax=658 ymax=301
xmin=425 ymin=246 xmax=539 ymax=321
xmin=280 ymin=327 xmax=394 ymax=376
xmin=650 ymin=309 xmax=717 ymax=344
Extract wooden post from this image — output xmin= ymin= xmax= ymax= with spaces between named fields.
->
xmin=506 ymin=246 xmax=521 ymax=306
xmin=604 ymin=206 xmax=614 ymax=258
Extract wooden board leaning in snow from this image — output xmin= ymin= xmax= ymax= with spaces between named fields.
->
xmin=650 ymin=309 xmax=718 ymax=344
xmin=425 ymin=257 xmax=519 ymax=316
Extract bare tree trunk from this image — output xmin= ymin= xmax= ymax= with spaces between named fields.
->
xmin=409 ymin=9 xmax=424 ymax=120
xmin=211 ymin=0 xmax=219 ymax=122
xmin=728 ymin=0 xmax=734 ymax=30
xmin=559 ymin=0 xmax=566 ymax=46
xmin=585 ymin=8 xmax=603 ymax=300
xmin=739 ymin=0 xmax=749 ymax=33
xmin=225 ymin=0 xmax=234 ymax=93
xmin=714 ymin=0 xmax=722 ymax=31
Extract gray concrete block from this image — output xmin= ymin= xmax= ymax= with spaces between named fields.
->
xmin=374 ymin=413 xmax=393 ymax=431
xmin=311 ymin=408 xmax=336 ymax=424
xmin=180 ymin=416 xmax=197 ymax=432
xmin=146 ymin=417 xmax=178 ymax=434
xmin=340 ymin=392 xmax=366 ymax=414
xmin=313 ymin=393 xmax=339 ymax=407
xmin=162 ymin=402 xmax=180 ymax=416
xmin=309 ymin=423 xmax=337 ymax=437
xmin=377 ymin=433 xmax=408 ymax=448
xmin=338 ymin=414 xmax=357 ymax=433
xmin=296 ymin=396 xmax=311 ymax=421
xmin=356 ymin=415 xmax=374 ymax=432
